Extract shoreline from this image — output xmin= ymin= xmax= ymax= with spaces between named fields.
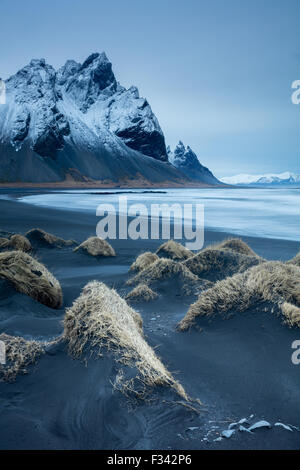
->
xmin=0 ymin=181 xmax=230 ymax=189
xmin=0 ymin=195 xmax=299 ymax=261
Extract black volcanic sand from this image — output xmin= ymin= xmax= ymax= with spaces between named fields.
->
xmin=0 ymin=195 xmax=300 ymax=450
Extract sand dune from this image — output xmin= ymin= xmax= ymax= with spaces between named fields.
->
xmin=179 ymin=261 xmax=300 ymax=330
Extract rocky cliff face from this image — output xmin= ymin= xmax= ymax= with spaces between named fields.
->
xmin=167 ymin=141 xmax=219 ymax=184
xmin=0 ymin=53 xmax=218 ymax=185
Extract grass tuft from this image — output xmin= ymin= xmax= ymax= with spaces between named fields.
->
xmin=178 ymin=261 xmax=300 ymax=330
xmin=183 ymin=248 xmax=263 ymax=281
xmin=74 ymin=236 xmax=115 ymax=257
xmin=0 ymin=250 xmax=63 ymax=308
xmin=63 ymin=281 xmax=187 ymax=399
xmin=204 ymin=238 xmax=259 ymax=257
xmin=287 ymin=251 xmax=300 ymax=267
xmin=126 ymin=283 xmax=158 ymax=302
xmin=129 ymin=252 xmax=159 ymax=272
xmin=127 ymin=257 xmax=199 ymax=294
xmin=26 ymin=228 xmax=76 ymax=248
xmin=0 ymin=333 xmax=45 ymax=382
xmin=0 ymin=234 xmax=32 ymax=252
xmin=156 ymin=240 xmax=193 ymax=260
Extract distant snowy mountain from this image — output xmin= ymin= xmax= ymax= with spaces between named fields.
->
xmin=221 ymin=172 xmax=300 ymax=186
xmin=167 ymin=141 xmax=220 ymax=184
xmin=0 ymin=53 xmax=219 ymax=186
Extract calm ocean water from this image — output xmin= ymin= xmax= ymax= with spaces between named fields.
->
xmin=17 ymin=187 xmax=300 ymax=242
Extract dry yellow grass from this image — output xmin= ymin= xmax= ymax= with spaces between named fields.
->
xmin=129 ymin=252 xmax=159 ymax=272
xmin=280 ymin=302 xmax=300 ymax=327
xmin=0 ymin=237 xmax=10 ymax=249
xmin=0 ymin=250 xmax=63 ymax=308
xmin=0 ymin=333 xmax=45 ymax=381
xmin=126 ymin=284 xmax=158 ymax=302
xmin=204 ymin=238 xmax=259 ymax=257
xmin=156 ymin=240 xmax=193 ymax=260
xmin=127 ymin=257 xmax=199 ymax=294
xmin=26 ymin=228 xmax=76 ymax=248
xmin=183 ymin=248 xmax=263 ymax=280
xmin=178 ymin=261 xmax=300 ymax=330
xmin=9 ymin=234 xmax=32 ymax=252
xmin=287 ymin=251 xmax=300 ymax=267
xmin=63 ymin=281 xmax=187 ymax=399
xmin=74 ymin=236 xmax=115 ymax=257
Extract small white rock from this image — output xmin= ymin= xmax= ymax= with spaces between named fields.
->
xmin=275 ymin=423 xmax=293 ymax=432
xmin=238 ymin=418 xmax=248 ymax=425
xmin=228 ymin=422 xmax=238 ymax=430
xmin=239 ymin=425 xmax=253 ymax=433
xmin=221 ymin=429 xmax=235 ymax=439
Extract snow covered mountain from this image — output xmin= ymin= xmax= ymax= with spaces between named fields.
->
xmin=167 ymin=141 xmax=220 ymax=184
xmin=0 ymin=53 xmax=218 ymax=186
xmin=221 ymin=172 xmax=300 ymax=186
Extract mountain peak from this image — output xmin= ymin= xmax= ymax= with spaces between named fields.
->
xmin=0 ymin=52 xmax=172 ymax=182
xmin=168 ymin=141 xmax=219 ymax=184
xmin=61 ymin=52 xmax=117 ymax=112
xmin=29 ymin=58 xmax=46 ymax=68
xmin=81 ymin=52 xmax=109 ymax=69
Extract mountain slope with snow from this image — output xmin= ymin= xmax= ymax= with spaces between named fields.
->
xmin=0 ymin=53 xmax=219 ymax=186
xmin=221 ymin=172 xmax=300 ymax=186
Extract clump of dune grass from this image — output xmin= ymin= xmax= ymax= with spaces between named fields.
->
xmin=10 ymin=234 xmax=32 ymax=252
xmin=26 ymin=228 xmax=76 ymax=248
xmin=127 ymin=257 xmax=199 ymax=294
xmin=287 ymin=251 xmax=300 ymax=267
xmin=0 ymin=237 xmax=10 ymax=249
xmin=63 ymin=281 xmax=187 ymax=399
xmin=183 ymin=248 xmax=263 ymax=281
xmin=126 ymin=284 xmax=158 ymax=302
xmin=156 ymin=240 xmax=193 ymax=260
xmin=129 ymin=252 xmax=159 ymax=272
xmin=74 ymin=236 xmax=115 ymax=257
xmin=0 ymin=234 xmax=32 ymax=252
xmin=178 ymin=261 xmax=300 ymax=330
xmin=280 ymin=302 xmax=300 ymax=327
xmin=0 ymin=250 xmax=63 ymax=308
xmin=204 ymin=238 xmax=258 ymax=257
xmin=0 ymin=333 xmax=45 ymax=382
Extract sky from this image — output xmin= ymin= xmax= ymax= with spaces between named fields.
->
xmin=1 ymin=0 xmax=300 ymax=177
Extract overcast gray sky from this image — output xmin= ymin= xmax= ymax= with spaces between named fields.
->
xmin=1 ymin=0 xmax=300 ymax=176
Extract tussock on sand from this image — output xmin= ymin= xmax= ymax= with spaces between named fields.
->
xmin=74 ymin=236 xmax=115 ymax=257
xmin=0 ymin=234 xmax=32 ymax=252
xmin=280 ymin=302 xmax=300 ymax=327
xmin=127 ymin=258 xmax=199 ymax=293
xmin=156 ymin=240 xmax=193 ymax=260
xmin=63 ymin=281 xmax=187 ymax=399
xmin=26 ymin=228 xmax=76 ymax=248
xmin=287 ymin=252 xmax=300 ymax=267
xmin=0 ymin=251 xmax=63 ymax=308
xmin=129 ymin=252 xmax=159 ymax=272
xmin=0 ymin=237 xmax=10 ymax=249
xmin=205 ymin=238 xmax=258 ymax=257
xmin=183 ymin=248 xmax=263 ymax=281
xmin=9 ymin=234 xmax=32 ymax=252
xmin=126 ymin=284 xmax=158 ymax=302
xmin=0 ymin=333 xmax=45 ymax=381
xmin=179 ymin=261 xmax=300 ymax=330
